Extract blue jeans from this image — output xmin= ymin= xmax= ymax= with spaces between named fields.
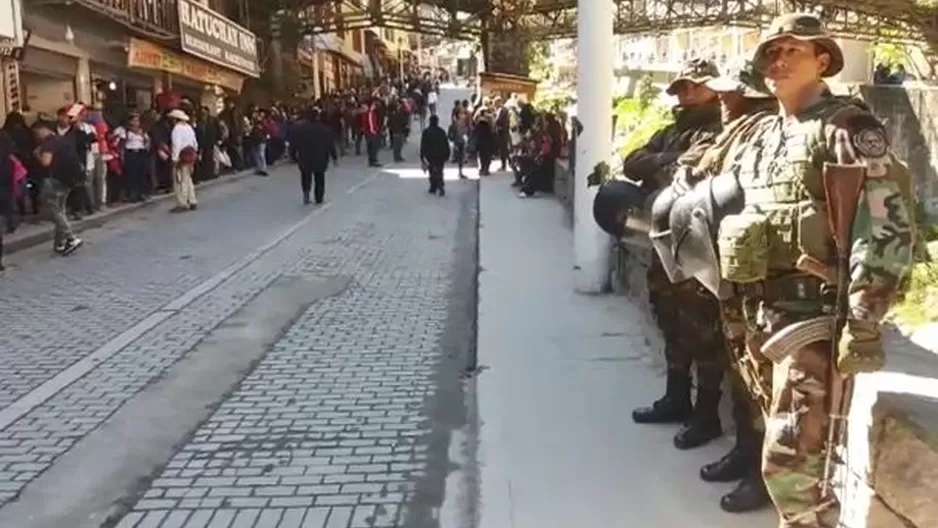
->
xmin=253 ymin=143 xmax=268 ymax=173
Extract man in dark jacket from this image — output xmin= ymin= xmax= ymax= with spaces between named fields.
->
xmin=289 ymin=108 xmax=337 ymax=205
xmin=34 ymin=118 xmax=84 ymax=255
xmin=420 ymin=115 xmax=450 ymax=197
xmin=387 ymin=99 xmax=409 ymax=163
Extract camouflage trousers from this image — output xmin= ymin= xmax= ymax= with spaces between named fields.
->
xmin=732 ymin=294 xmax=843 ymax=528
xmin=719 ymin=296 xmax=771 ymax=423
xmin=647 ymin=255 xmax=725 ymax=383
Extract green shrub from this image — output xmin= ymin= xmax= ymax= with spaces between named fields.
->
xmin=611 ymin=74 xmax=673 ymax=159
xmin=892 ymin=261 xmax=938 ymax=328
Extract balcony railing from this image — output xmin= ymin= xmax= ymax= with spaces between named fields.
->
xmin=75 ymin=0 xmax=180 ymax=39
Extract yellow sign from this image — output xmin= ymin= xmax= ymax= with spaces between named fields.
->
xmin=127 ymin=37 xmax=245 ymax=92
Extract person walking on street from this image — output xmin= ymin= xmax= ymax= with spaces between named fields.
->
xmin=420 ymin=114 xmax=450 ymax=197
xmin=0 ymin=131 xmax=15 ymax=271
xmin=363 ymin=99 xmax=383 ymax=168
xmin=387 ymin=98 xmax=409 ymax=163
xmin=169 ymin=109 xmax=198 ymax=212
xmin=448 ymin=108 xmax=470 ymax=179
xmin=32 ymin=118 xmax=84 ymax=255
xmin=289 ymin=108 xmax=337 ymax=205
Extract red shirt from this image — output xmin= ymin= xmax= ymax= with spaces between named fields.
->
xmin=362 ymin=106 xmax=380 ymax=136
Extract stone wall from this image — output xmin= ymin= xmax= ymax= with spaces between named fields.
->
xmin=860 ymin=84 xmax=938 ymax=214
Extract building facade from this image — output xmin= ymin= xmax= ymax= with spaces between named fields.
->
xmin=6 ymin=0 xmax=259 ymax=123
xmin=0 ymin=0 xmax=25 ymax=118
xmin=614 ymin=26 xmax=872 ymax=94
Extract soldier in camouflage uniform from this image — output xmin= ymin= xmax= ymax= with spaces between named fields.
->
xmin=678 ymin=61 xmax=777 ymax=513
xmin=623 ymin=59 xmax=728 ymax=450
xmin=665 ymin=14 xmax=914 ymax=527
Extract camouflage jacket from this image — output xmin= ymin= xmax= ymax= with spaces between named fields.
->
xmin=622 ymin=102 xmax=721 ymax=190
xmin=739 ymin=94 xmax=914 ymax=324
xmin=684 ymin=98 xmax=778 ymax=181
xmin=823 ymin=98 xmax=914 ymax=323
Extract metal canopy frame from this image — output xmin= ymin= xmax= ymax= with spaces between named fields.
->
xmin=284 ymin=0 xmax=937 ymax=46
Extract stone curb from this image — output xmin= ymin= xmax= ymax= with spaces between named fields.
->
xmin=5 ymin=166 xmax=277 ymax=256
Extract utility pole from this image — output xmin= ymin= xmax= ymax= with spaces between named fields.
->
xmin=399 ymin=47 xmax=405 ymax=80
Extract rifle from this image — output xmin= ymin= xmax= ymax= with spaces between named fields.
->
xmin=819 ymin=163 xmax=867 ymax=498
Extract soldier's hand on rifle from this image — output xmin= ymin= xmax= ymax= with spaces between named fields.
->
xmin=837 ymin=319 xmax=885 ymax=376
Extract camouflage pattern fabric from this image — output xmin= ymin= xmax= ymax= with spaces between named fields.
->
xmin=718 ymin=295 xmax=772 ymax=419
xmin=631 ymin=101 xmax=725 ymax=381
xmin=727 ymin=95 xmax=915 ymax=527
xmin=686 ymin=103 xmax=779 ymax=425
xmin=647 ymin=255 xmax=724 ymax=374
xmin=826 ymin=104 xmax=915 ymax=324
xmin=622 ymin=103 xmax=722 ymax=190
xmin=758 ymin=307 xmax=842 ymax=528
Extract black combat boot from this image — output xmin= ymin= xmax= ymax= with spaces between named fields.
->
xmin=720 ymin=472 xmax=771 ymax=513
xmin=632 ymin=368 xmax=692 ymax=424
xmin=674 ymin=366 xmax=723 ymax=450
xmin=673 ymin=389 xmax=722 ymax=449
xmin=700 ymin=387 xmax=758 ymax=481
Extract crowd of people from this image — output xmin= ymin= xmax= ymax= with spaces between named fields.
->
xmin=441 ymin=92 xmax=569 ymax=197
xmin=594 ymin=13 xmax=916 ymax=528
xmin=0 ymin=71 xmax=448 ymax=270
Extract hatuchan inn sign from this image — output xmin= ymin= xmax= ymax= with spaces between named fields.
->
xmin=177 ymin=0 xmax=259 ymax=78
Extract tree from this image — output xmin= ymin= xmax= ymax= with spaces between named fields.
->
xmin=526 ymin=41 xmax=551 ymax=81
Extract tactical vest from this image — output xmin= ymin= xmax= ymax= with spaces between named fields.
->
xmin=718 ymin=97 xmax=919 ymax=284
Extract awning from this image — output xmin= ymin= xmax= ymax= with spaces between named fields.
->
xmin=305 ymin=34 xmax=363 ymax=65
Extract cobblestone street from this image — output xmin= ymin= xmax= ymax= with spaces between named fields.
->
xmin=0 ymin=103 xmax=779 ymax=527
xmin=0 ymin=145 xmax=480 ymax=528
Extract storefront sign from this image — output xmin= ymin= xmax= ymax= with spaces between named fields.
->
xmin=479 ymin=72 xmax=537 ymax=99
xmin=177 ymin=0 xmax=258 ymax=77
xmin=127 ymin=37 xmax=245 ymax=92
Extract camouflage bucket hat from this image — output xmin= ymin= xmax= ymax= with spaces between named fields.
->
xmin=666 ymin=58 xmax=721 ymax=95
xmin=704 ymin=60 xmax=773 ymax=99
xmin=753 ymin=13 xmax=844 ymax=78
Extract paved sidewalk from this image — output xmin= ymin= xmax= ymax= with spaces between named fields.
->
xmin=444 ymin=174 xmax=778 ymax=527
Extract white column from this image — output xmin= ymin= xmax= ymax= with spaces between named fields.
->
xmin=574 ymin=0 xmax=614 ymax=293
xmin=312 ymin=49 xmax=321 ymax=99
xmin=75 ymin=56 xmax=92 ymax=104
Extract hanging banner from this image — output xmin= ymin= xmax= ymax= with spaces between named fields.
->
xmin=177 ymin=0 xmax=259 ymax=77
xmin=2 ymin=59 xmax=21 ymax=112
xmin=127 ymin=37 xmax=245 ymax=92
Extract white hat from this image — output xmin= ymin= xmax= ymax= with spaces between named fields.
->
xmin=167 ymin=109 xmax=189 ymax=121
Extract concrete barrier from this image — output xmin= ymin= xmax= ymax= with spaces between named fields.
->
xmin=555 ymin=158 xmax=574 ymax=227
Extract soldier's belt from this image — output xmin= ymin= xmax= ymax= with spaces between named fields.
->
xmin=760 ymin=315 xmax=835 ymax=364
xmin=733 ymin=274 xmax=826 ymax=302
